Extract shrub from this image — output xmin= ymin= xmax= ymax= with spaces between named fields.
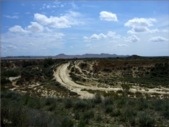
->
xmin=104 ymin=96 xmax=113 ymax=105
xmin=162 ymin=101 xmax=169 ymax=119
xmin=137 ymin=98 xmax=148 ymax=110
xmin=120 ymin=107 xmax=137 ymax=124
xmin=138 ymin=112 xmax=155 ymax=127
xmin=105 ymin=105 xmax=113 ymax=113
xmin=93 ymin=94 xmax=102 ymax=104
xmin=2 ymin=69 xmax=20 ymax=77
xmin=43 ymin=97 xmax=55 ymax=106
xmin=95 ymin=114 xmax=102 ymax=122
xmin=27 ymin=98 xmax=41 ymax=109
xmin=61 ymin=117 xmax=74 ymax=127
xmin=64 ymin=99 xmax=73 ymax=109
xmin=43 ymin=58 xmax=55 ymax=68
xmin=79 ymin=63 xmax=88 ymax=69
xmin=74 ymin=100 xmax=89 ymax=110
xmin=163 ymin=109 xmax=169 ymax=119
xmin=82 ymin=110 xmax=94 ymax=120
xmin=121 ymin=84 xmax=130 ymax=93
xmin=110 ymin=108 xmax=121 ymax=117
xmin=74 ymin=111 xmax=80 ymax=120
xmin=78 ymin=120 xmax=86 ymax=127
xmin=1 ymin=77 xmax=10 ymax=84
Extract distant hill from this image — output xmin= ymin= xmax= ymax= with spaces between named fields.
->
xmin=2 ymin=54 xmax=169 ymax=59
xmin=2 ymin=53 xmax=129 ymax=59
xmin=54 ymin=53 xmax=129 ymax=59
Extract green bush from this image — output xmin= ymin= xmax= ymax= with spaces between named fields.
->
xmin=64 ymin=99 xmax=73 ymax=109
xmin=82 ymin=110 xmax=94 ymax=120
xmin=61 ymin=117 xmax=74 ymax=127
xmin=1 ymin=77 xmax=10 ymax=84
xmin=74 ymin=100 xmax=89 ymax=110
xmin=110 ymin=108 xmax=121 ymax=117
xmin=104 ymin=96 xmax=113 ymax=105
xmin=43 ymin=58 xmax=55 ymax=68
xmin=137 ymin=98 xmax=148 ymax=110
xmin=120 ymin=107 xmax=136 ymax=124
xmin=93 ymin=94 xmax=102 ymax=104
xmin=2 ymin=69 xmax=20 ymax=77
xmin=138 ymin=112 xmax=155 ymax=127
xmin=27 ymin=98 xmax=41 ymax=109
xmin=78 ymin=120 xmax=86 ymax=127
xmin=105 ymin=105 xmax=113 ymax=113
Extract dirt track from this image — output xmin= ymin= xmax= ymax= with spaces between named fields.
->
xmin=54 ymin=63 xmax=169 ymax=99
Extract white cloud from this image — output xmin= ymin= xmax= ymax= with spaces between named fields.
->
xmin=133 ymin=26 xmax=149 ymax=32
xmin=127 ymin=28 xmax=167 ymax=34
xmin=4 ymin=15 xmax=19 ymax=19
xmin=125 ymin=18 xmax=156 ymax=28
xmin=125 ymin=18 xmax=156 ymax=34
xmin=34 ymin=13 xmax=50 ymax=24
xmin=126 ymin=35 xmax=140 ymax=43
xmin=71 ymin=2 xmax=78 ymax=10
xmin=150 ymin=36 xmax=168 ymax=42
xmin=89 ymin=33 xmax=106 ymax=40
xmin=116 ymin=44 xmax=128 ymax=47
xmin=6 ymin=45 xmax=17 ymax=49
xmin=9 ymin=22 xmax=44 ymax=33
xmin=27 ymin=22 xmax=44 ymax=32
xmin=4 ymin=14 xmax=65 ymax=56
xmin=34 ymin=11 xmax=82 ymax=28
xmin=84 ymin=31 xmax=119 ymax=42
xmin=99 ymin=11 xmax=118 ymax=22
xmin=41 ymin=3 xmax=59 ymax=10
xmin=9 ymin=25 xmax=27 ymax=33
xmin=1 ymin=31 xmax=65 ymax=56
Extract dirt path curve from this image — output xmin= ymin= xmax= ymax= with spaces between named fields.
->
xmin=54 ymin=63 xmax=169 ymax=99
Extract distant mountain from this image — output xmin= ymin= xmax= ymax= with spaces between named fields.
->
xmin=54 ymin=53 xmax=129 ymax=59
xmin=2 ymin=54 xmax=169 ymax=59
xmin=1 ymin=53 xmax=129 ymax=59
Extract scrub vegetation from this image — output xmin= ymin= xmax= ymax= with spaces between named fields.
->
xmin=1 ymin=57 xmax=169 ymax=127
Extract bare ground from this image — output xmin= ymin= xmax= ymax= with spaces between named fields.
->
xmin=54 ymin=62 xmax=169 ymax=99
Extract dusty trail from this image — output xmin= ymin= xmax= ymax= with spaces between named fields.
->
xmin=54 ymin=63 xmax=169 ymax=99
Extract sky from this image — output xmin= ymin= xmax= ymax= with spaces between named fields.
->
xmin=1 ymin=0 xmax=169 ymax=56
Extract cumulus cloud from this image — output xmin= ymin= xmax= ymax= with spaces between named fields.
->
xmin=126 ymin=35 xmax=140 ymax=43
xmin=34 ymin=11 xmax=82 ymax=28
xmin=9 ymin=22 xmax=44 ymax=33
xmin=27 ymin=22 xmax=44 ymax=32
xmin=4 ymin=15 xmax=19 ymax=19
xmin=132 ymin=26 xmax=149 ymax=32
xmin=125 ymin=18 xmax=156 ymax=33
xmin=1 ymin=31 xmax=65 ymax=56
xmin=4 ymin=12 xmax=68 ymax=56
xmin=116 ymin=44 xmax=128 ymax=47
xmin=125 ymin=18 xmax=156 ymax=27
xmin=150 ymin=36 xmax=168 ymax=42
xmin=100 ymin=11 xmax=118 ymax=22
xmin=85 ymin=33 xmax=106 ymax=40
xmin=9 ymin=25 xmax=27 ymax=33
xmin=41 ymin=3 xmax=61 ymax=10
xmin=84 ymin=31 xmax=120 ymax=42
xmin=84 ymin=31 xmax=140 ymax=43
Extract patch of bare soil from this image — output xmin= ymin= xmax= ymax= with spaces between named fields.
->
xmin=54 ymin=62 xmax=169 ymax=99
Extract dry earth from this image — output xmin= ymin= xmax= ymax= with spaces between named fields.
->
xmin=54 ymin=62 xmax=169 ymax=99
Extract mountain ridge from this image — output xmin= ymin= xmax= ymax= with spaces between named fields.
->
xmin=2 ymin=53 xmax=130 ymax=59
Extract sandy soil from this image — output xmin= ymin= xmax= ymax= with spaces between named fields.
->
xmin=54 ymin=63 xmax=169 ymax=99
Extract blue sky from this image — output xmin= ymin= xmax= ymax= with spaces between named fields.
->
xmin=1 ymin=0 xmax=169 ymax=56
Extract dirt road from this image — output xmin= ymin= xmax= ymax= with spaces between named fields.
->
xmin=54 ymin=63 xmax=169 ymax=99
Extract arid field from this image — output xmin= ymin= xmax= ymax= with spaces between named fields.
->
xmin=1 ymin=57 xmax=169 ymax=127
